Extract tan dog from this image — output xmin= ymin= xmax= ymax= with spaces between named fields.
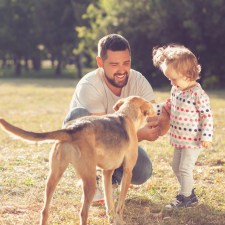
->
xmin=0 ymin=96 xmax=155 ymax=225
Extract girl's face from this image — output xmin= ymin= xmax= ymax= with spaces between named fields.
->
xmin=162 ymin=64 xmax=196 ymax=90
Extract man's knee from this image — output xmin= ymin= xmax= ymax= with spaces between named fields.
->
xmin=134 ymin=161 xmax=152 ymax=184
xmin=131 ymin=146 xmax=152 ymax=185
xmin=63 ymin=107 xmax=90 ymax=125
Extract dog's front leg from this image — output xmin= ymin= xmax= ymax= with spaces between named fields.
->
xmin=115 ymin=166 xmax=132 ymax=225
xmin=103 ymin=169 xmax=115 ymax=224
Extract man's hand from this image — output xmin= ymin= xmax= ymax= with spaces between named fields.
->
xmin=137 ymin=116 xmax=160 ymax=142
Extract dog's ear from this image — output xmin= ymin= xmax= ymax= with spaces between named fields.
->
xmin=141 ymin=102 xmax=156 ymax=117
xmin=113 ymin=98 xmax=125 ymax=111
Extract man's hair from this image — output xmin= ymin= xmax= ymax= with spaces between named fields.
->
xmin=98 ymin=34 xmax=131 ymax=60
xmin=152 ymin=44 xmax=201 ymax=80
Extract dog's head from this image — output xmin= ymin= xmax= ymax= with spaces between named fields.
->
xmin=113 ymin=96 xmax=155 ymax=129
xmin=114 ymin=96 xmax=155 ymax=116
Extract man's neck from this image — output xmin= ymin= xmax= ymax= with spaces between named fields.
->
xmin=103 ymin=76 xmax=122 ymax=97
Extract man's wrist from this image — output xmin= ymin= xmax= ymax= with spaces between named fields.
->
xmin=137 ymin=129 xmax=144 ymax=142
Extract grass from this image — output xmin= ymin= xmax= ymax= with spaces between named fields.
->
xmin=0 ymin=78 xmax=225 ymax=225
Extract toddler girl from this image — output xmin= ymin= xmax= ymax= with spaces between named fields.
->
xmin=152 ymin=44 xmax=213 ymax=208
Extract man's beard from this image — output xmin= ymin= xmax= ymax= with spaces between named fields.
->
xmin=104 ymin=72 xmax=129 ymax=88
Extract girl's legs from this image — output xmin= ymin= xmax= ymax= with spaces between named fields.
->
xmin=172 ymin=148 xmax=182 ymax=185
xmin=178 ymin=148 xmax=201 ymax=197
xmin=167 ymin=148 xmax=201 ymax=208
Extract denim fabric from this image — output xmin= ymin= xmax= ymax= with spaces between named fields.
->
xmin=112 ymin=146 xmax=152 ymax=185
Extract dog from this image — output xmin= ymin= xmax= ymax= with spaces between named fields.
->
xmin=0 ymin=96 xmax=155 ymax=225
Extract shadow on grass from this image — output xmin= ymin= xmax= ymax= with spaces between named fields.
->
xmin=122 ymin=198 xmax=225 ymax=225
xmin=0 ymin=77 xmax=225 ymax=100
xmin=0 ymin=77 xmax=79 ymax=88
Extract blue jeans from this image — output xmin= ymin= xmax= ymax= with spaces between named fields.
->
xmin=64 ymin=107 xmax=152 ymax=185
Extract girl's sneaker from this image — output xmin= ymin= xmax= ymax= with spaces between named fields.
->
xmin=165 ymin=189 xmax=198 ymax=209
xmin=190 ymin=188 xmax=198 ymax=205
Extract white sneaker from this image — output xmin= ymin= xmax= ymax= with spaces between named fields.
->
xmin=92 ymin=186 xmax=105 ymax=204
xmin=80 ymin=186 xmax=105 ymax=205
xmin=81 ymin=184 xmax=120 ymax=205
xmin=93 ymin=183 xmax=119 ymax=204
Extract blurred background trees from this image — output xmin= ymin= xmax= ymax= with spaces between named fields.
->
xmin=0 ymin=0 xmax=224 ymax=87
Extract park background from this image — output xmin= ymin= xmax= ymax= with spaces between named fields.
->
xmin=0 ymin=0 xmax=225 ymax=225
xmin=0 ymin=0 xmax=225 ymax=88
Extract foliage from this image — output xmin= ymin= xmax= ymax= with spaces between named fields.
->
xmin=0 ymin=0 xmax=225 ymax=86
xmin=0 ymin=0 xmax=40 ymax=75
xmin=0 ymin=0 xmax=90 ymax=76
xmin=76 ymin=0 xmax=225 ymax=87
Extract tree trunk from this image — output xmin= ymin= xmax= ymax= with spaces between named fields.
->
xmin=55 ymin=58 xmax=62 ymax=76
xmin=1 ymin=57 xmax=6 ymax=68
xmin=24 ymin=58 xmax=29 ymax=72
xmin=75 ymin=55 xmax=82 ymax=78
xmin=14 ymin=56 xmax=21 ymax=76
xmin=32 ymin=54 xmax=41 ymax=71
xmin=51 ymin=55 xmax=55 ymax=68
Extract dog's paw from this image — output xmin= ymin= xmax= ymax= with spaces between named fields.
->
xmin=107 ymin=211 xmax=115 ymax=224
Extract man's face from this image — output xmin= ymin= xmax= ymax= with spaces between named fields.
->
xmin=98 ymin=49 xmax=131 ymax=88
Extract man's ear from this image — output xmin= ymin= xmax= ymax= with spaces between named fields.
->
xmin=96 ymin=56 xmax=103 ymax=68
xmin=113 ymin=98 xmax=125 ymax=111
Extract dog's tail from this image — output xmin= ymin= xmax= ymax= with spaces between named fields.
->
xmin=0 ymin=118 xmax=72 ymax=143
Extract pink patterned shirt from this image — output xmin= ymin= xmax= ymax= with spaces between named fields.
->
xmin=166 ymin=83 xmax=213 ymax=149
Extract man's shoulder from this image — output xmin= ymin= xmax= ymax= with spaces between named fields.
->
xmin=78 ymin=68 xmax=102 ymax=85
xmin=129 ymin=69 xmax=149 ymax=84
xmin=130 ymin=69 xmax=143 ymax=77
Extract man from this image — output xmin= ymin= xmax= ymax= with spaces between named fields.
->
xmin=64 ymin=34 xmax=169 ymax=203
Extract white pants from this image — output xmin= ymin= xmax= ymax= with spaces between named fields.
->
xmin=172 ymin=147 xmax=202 ymax=197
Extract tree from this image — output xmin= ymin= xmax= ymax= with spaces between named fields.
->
xmin=35 ymin=0 xmax=91 ymax=76
xmin=76 ymin=0 xmax=225 ymax=87
xmin=0 ymin=0 xmax=40 ymax=75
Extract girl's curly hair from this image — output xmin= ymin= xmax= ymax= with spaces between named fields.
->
xmin=152 ymin=44 xmax=201 ymax=80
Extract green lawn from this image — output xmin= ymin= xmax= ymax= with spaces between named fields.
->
xmin=0 ymin=78 xmax=224 ymax=225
